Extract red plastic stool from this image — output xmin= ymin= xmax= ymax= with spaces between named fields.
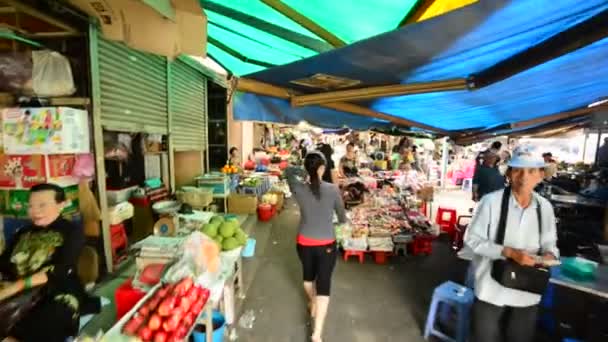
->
xmin=343 ymin=250 xmax=365 ymax=263
xmin=114 ymin=278 xmax=145 ymax=319
xmin=436 ymin=207 xmax=458 ymax=239
xmin=410 ymin=235 xmax=434 ymax=256
xmin=110 ymin=223 xmax=128 ymax=264
xmin=373 ymin=251 xmax=391 ymax=264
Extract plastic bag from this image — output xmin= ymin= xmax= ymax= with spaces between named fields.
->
xmin=163 ymin=232 xmax=220 ymax=284
xmin=31 ymin=50 xmax=76 ymax=97
xmin=73 ymin=154 xmax=95 ymax=179
xmin=0 ymin=53 xmax=33 ymax=93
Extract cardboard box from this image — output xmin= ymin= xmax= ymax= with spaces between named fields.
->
xmin=69 ymin=0 xmax=207 ymax=58
xmin=0 ymin=154 xmax=47 ymax=188
xmin=417 ymin=186 xmax=434 ymax=202
xmin=68 ymin=0 xmax=125 ymax=41
xmin=228 ymin=194 xmax=258 ymax=215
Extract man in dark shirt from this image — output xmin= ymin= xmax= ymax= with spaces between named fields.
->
xmin=598 ymin=138 xmax=608 ymax=167
xmin=472 ymin=152 xmax=505 ymax=201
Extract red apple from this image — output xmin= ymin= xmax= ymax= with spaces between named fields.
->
xmin=147 ymin=298 xmax=161 ymax=311
xmin=175 ymin=324 xmax=188 ymax=339
xmin=166 ymin=334 xmax=182 ymax=342
xmin=162 ymin=318 xmax=179 ymax=333
xmin=153 ymin=331 xmax=168 ymax=342
xmin=158 ymin=296 xmax=177 ymax=316
xmin=148 ymin=314 xmax=162 ymax=331
xmin=132 ymin=313 xmax=145 ymax=325
xmin=157 ymin=286 xmax=169 ymax=299
xmin=179 ymin=297 xmax=192 ymax=312
xmin=123 ymin=318 xmax=141 ymax=336
xmin=183 ymin=312 xmax=195 ymax=327
xmin=174 ymin=278 xmax=193 ymax=296
xmin=138 ymin=326 xmax=153 ymax=341
xmin=138 ymin=305 xmax=150 ymax=317
xmin=186 ymin=288 xmax=198 ymax=303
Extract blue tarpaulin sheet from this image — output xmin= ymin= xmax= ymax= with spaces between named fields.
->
xmin=234 ymin=0 xmax=608 ymax=133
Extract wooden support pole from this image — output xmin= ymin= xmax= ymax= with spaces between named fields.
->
xmin=236 ymin=78 xmax=449 ymax=135
xmin=260 ymin=0 xmax=346 ymax=48
xmin=3 ymin=0 xmax=79 ymax=33
xmin=291 ymin=78 xmax=468 ymax=106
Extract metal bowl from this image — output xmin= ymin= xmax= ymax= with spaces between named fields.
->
xmin=152 ymin=200 xmax=181 ymax=215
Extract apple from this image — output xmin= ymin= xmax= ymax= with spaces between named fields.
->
xmin=158 ymin=296 xmax=177 ymax=316
xmin=147 ymin=298 xmax=161 ymax=311
xmin=179 ymin=297 xmax=192 ymax=312
xmin=123 ymin=318 xmax=141 ymax=336
xmin=183 ymin=312 xmax=195 ymax=327
xmin=138 ymin=305 xmax=150 ymax=317
xmin=138 ymin=326 xmax=153 ymax=341
xmin=174 ymin=278 xmax=193 ymax=296
xmin=166 ymin=334 xmax=182 ymax=342
xmin=132 ymin=313 xmax=145 ymax=325
xmin=175 ymin=324 xmax=188 ymax=339
xmin=153 ymin=331 xmax=168 ymax=342
xmin=186 ymin=288 xmax=198 ymax=303
xmin=157 ymin=286 xmax=169 ymax=299
xmin=162 ymin=318 xmax=179 ymax=333
xmin=148 ymin=314 xmax=162 ymax=331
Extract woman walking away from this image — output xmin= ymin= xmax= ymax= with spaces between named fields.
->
xmin=285 ymin=152 xmax=347 ymax=342
xmin=465 ymin=145 xmax=559 ymax=342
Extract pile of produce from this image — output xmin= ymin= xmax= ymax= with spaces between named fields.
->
xmin=201 ymin=216 xmax=248 ymax=252
xmin=122 ymin=277 xmax=210 ymax=341
xmin=261 ymin=192 xmax=279 ymax=205
xmin=241 ymin=177 xmax=262 ymax=188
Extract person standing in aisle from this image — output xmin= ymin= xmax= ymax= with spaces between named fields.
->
xmin=318 ymin=143 xmax=338 ymax=184
xmin=285 ymin=152 xmax=347 ymax=342
xmin=543 ymin=152 xmax=558 ymax=180
xmin=339 ymin=143 xmax=358 ymax=178
xmin=472 ymin=152 xmax=505 ymax=202
xmin=464 ymin=145 xmax=559 ymax=342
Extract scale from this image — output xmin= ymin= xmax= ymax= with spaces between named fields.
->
xmin=152 ymin=200 xmax=181 ymax=237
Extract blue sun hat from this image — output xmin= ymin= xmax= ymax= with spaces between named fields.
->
xmin=508 ymin=145 xmax=546 ymax=168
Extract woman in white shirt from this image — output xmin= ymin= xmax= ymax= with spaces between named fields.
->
xmin=464 ymin=145 xmax=559 ymax=342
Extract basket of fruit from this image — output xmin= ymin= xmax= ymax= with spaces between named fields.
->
xmin=106 ymin=277 xmax=210 ymax=341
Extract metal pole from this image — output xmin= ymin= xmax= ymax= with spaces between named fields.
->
xmin=440 ymin=137 xmax=449 ymax=188
xmin=595 ymin=129 xmax=603 ymax=165
xmin=582 ymin=129 xmax=589 ymax=163
xmin=88 ymin=23 xmax=113 ymax=273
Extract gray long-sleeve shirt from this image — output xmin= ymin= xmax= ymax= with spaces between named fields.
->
xmin=285 ymin=166 xmax=347 ymax=240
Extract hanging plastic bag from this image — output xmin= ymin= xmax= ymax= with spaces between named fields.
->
xmin=31 ymin=50 xmax=76 ymax=97
xmin=73 ymin=154 xmax=95 ymax=179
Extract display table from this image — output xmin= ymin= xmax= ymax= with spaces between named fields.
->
xmin=550 ymin=264 xmax=608 ymax=299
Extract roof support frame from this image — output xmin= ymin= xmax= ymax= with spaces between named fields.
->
xmin=208 ymin=37 xmax=276 ymax=68
xmin=237 ymin=78 xmax=449 ymax=134
xmin=290 ymin=79 xmax=468 ymax=107
xmin=203 ymin=1 xmax=333 ymax=53
xmin=259 ymin=0 xmax=347 ymax=48
xmin=2 ymin=0 xmax=78 ymax=34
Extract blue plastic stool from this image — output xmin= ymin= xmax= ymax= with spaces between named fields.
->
xmin=424 ymin=281 xmax=474 ymax=342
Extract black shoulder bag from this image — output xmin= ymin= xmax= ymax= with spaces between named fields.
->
xmin=490 ymin=187 xmax=550 ymax=295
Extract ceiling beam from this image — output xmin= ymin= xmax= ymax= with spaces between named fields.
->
xmin=2 ymin=0 xmax=78 ymax=33
xmin=260 ymin=0 xmax=346 ymax=48
xmin=236 ymin=78 xmax=449 ymax=134
xmin=398 ymin=0 xmax=434 ymax=27
xmin=291 ymin=78 xmax=468 ymax=107
xmin=455 ymin=105 xmax=607 ymax=145
xmin=208 ymin=37 xmax=276 ymax=68
xmin=202 ymin=1 xmax=333 ymax=53
xmin=0 ymin=6 xmax=16 ymax=14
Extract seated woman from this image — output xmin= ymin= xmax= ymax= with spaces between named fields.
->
xmin=0 ymin=183 xmax=96 ymax=342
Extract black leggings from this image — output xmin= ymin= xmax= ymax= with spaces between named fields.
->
xmin=297 ymin=242 xmax=337 ymax=296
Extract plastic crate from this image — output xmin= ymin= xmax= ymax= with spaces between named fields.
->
xmin=197 ymin=175 xmax=230 ymax=195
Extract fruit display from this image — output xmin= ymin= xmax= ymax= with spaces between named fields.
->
xmin=201 ymin=215 xmax=248 ymax=252
xmin=221 ymin=164 xmax=239 ymax=174
xmin=122 ymin=277 xmax=210 ymax=342
xmin=240 ymin=177 xmax=262 ymax=187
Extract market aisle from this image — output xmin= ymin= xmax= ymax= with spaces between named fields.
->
xmin=236 ymin=201 xmax=467 ymax=342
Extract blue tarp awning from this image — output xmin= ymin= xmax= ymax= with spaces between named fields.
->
xmin=234 ymin=0 xmax=608 ymax=133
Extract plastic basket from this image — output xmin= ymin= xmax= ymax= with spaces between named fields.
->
xmin=177 ymin=188 xmax=213 ymax=208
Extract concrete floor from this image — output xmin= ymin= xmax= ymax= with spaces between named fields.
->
xmin=234 ymin=199 xmax=469 ymax=342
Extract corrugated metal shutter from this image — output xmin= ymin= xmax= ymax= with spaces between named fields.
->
xmin=98 ymin=36 xmax=168 ymax=134
xmin=170 ymin=59 xmax=207 ymax=151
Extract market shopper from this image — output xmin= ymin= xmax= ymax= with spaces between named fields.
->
xmin=228 ymin=146 xmax=240 ymax=167
xmin=464 ymin=145 xmax=559 ymax=342
xmin=0 ymin=183 xmax=99 ymax=342
xmin=542 ymin=152 xmax=558 ymax=180
xmin=285 ymin=152 xmax=347 ymax=342
xmin=339 ymin=143 xmax=359 ymax=177
xmin=472 ymin=152 xmax=505 ymax=201
xmin=318 ymin=143 xmax=338 ymax=184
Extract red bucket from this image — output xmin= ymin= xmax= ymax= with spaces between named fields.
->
xmin=258 ymin=204 xmax=273 ymax=222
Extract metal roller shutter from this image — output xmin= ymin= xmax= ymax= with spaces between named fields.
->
xmin=98 ymin=36 xmax=168 ymax=134
xmin=169 ymin=59 xmax=207 ymax=151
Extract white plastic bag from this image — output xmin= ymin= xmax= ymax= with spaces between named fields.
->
xmin=32 ymin=50 xmax=76 ymax=97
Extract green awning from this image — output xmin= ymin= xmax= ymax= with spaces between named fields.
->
xmin=201 ymin=0 xmax=477 ymax=76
